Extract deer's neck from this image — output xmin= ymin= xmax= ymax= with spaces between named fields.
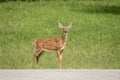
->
xmin=61 ymin=33 xmax=68 ymax=45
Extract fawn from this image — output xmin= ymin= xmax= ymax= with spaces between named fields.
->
xmin=32 ymin=22 xmax=72 ymax=69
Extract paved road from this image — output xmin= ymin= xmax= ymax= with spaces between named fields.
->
xmin=0 ymin=70 xmax=120 ymax=80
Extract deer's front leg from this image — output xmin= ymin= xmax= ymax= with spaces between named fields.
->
xmin=57 ymin=51 xmax=62 ymax=69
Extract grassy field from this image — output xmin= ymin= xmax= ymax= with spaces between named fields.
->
xmin=0 ymin=0 xmax=120 ymax=69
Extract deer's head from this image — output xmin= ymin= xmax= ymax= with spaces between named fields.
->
xmin=58 ymin=22 xmax=72 ymax=36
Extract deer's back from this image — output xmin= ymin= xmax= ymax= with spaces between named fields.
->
xmin=34 ymin=38 xmax=64 ymax=51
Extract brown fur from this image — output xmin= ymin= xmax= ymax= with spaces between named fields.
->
xmin=32 ymin=22 xmax=72 ymax=69
xmin=34 ymin=38 xmax=64 ymax=51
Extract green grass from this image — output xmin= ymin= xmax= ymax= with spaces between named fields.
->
xmin=0 ymin=0 xmax=120 ymax=69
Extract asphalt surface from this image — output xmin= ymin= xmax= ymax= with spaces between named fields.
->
xmin=0 ymin=70 xmax=120 ymax=80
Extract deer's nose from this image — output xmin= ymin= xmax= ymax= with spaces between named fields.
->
xmin=64 ymin=31 xmax=67 ymax=33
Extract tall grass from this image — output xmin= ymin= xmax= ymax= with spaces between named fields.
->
xmin=0 ymin=0 xmax=120 ymax=69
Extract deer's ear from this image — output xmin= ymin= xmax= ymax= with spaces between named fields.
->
xmin=58 ymin=22 xmax=64 ymax=29
xmin=68 ymin=22 xmax=72 ymax=28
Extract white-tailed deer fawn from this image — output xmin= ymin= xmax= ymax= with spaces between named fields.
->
xmin=32 ymin=22 xmax=72 ymax=69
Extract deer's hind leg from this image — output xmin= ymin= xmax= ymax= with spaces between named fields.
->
xmin=32 ymin=48 xmax=44 ymax=68
xmin=36 ymin=51 xmax=44 ymax=64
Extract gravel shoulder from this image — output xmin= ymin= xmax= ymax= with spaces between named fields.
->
xmin=0 ymin=69 xmax=120 ymax=80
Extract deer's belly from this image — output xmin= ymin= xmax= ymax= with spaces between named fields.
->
xmin=43 ymin=44 xmax=65 ymax=52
